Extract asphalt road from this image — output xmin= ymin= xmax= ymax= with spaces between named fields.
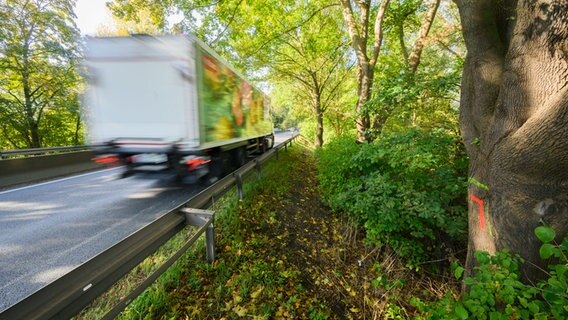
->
xmin=0 ymin=131 xmax=295 ymax=313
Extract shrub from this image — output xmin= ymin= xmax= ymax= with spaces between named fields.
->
xmin=413 ymin=226 xmax=568 ymax=319
xmin=317 ymin=129 xmax=468 ymax=266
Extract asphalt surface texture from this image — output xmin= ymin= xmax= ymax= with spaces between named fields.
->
xmin=0 ymin=131 xmax=295 ymax=313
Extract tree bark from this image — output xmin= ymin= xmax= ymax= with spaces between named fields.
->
xmin=456 ymin=0 xmax=568 ymax=282
xmin=316 ymin=109 xmax=324 ymax=148
xmin=73 ymin=114 xmax=81 ymax=145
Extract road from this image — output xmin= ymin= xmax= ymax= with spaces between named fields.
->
xmin=0 ymin=131 xmax=295 ymax=313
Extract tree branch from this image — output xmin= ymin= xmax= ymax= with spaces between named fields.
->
xmin=408 ymin=0 xmax=441 ymax=74
xmin=339 ymin=0 xmax=366 ymax=62
xmin=211 ymin=0 xmax=245 ymax=44
xmin=369 ymin=0 xmax=390 ymax=68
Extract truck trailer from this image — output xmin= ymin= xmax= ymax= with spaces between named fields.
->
xmin=83 ymin=34 xmax=274 ymax=183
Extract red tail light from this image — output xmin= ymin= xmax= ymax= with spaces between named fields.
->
xmin=185 ymin=158 xmax=210 ymax=170
xmin=93 ymin=155 xmax=119 ymax=164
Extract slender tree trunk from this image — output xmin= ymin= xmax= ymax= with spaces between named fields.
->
xmin=397 ymin=21 xmax=409 ymax=65
xmin=456 ymin=0 xmax=568 ymax=282
xmin=316 ymin=111 xmax=324 ymax=147
xmin=23 ymin=79 xmax=41 ymax=148
xmin=30 ymin=123 xmax=40 ymax=148
xmin=314 ymin=93 xmax=324 ymax=147
xmin=21 ymin=42 xmax=41 ymax=148
xmin=74 ymin=114 xmax=81 ymax=145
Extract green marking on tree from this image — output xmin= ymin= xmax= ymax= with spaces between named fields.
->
xmin=468 ymin=177 xmax=489 ymax=191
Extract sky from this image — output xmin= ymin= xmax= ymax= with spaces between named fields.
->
xmin=74 ymin=0 xmax=184 ymax=35
xmin=75 ymin=0 xmax=114 ymax=35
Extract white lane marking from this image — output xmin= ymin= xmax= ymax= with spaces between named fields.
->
xmin=0 ymin=167 xmax=122 ymax=195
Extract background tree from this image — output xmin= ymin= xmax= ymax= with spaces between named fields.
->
xmin=455 ymin=0 xmax=568 ymax=281
xmin=96 ymin=7 xmax=163 ymax=36
xmin=0 ymin=0 xmax=81 ymax=149
xmin=339 ymin=0 xmax=440 ymax=142
xmin=269 ymin=8 xmax=351 ymax=147
xmin=364 ymin=0 xmax=463 ymax=134
xmin=107 ymin=0 xmax=173 ymax=32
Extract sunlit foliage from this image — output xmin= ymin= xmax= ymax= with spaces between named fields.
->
xmin=0 ymin=0 xmax=82 ymax=149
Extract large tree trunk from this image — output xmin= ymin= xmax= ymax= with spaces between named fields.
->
xmin=456 ymin=0 xmax=568 ymax=282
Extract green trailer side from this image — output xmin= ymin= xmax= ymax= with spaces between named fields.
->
xmin=194 ymin=45 xmax=272 ymax=148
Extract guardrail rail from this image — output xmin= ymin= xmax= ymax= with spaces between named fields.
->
xmin=0 ymin=145 xmax=108 ymax=188
xmin=0 ymin=145 xmax=94 ymax=159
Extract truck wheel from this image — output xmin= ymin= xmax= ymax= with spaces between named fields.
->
xmin=175 ymin=167 xmax=189 ymax=184
xmin=232 ymin=147 xmax=247 ymax=169
xmin=203 ymin=154 xmax=225 ymax=185
xmin=259 ymin=137 xmax=267 ymax=154
xmin=168 ymin=155 xmax=188 ymax=183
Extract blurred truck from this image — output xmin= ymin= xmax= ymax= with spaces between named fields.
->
xmin=83 ymin=34 xmax=274 ymax=183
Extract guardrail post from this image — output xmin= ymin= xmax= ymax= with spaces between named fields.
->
xmin=255 ymin=159 xmax=261 ymax=179
xmin=275 ymin=147 xmax=279 ymax=160
xmin=235 ymin=173 xmax=244 ymax=201
xmin=184 ymin=208 xmax=215 ymax=263
xmin=206 ymin=224 xmax=215 ymax=262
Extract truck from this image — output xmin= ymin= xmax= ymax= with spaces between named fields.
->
xmin=83 ymin=34 xmax=274 ymax=183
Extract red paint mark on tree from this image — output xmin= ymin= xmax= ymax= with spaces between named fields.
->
xmin=469 ymin=194 xmax=486 ymax=230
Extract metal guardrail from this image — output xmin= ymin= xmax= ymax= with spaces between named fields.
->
xmin=0 ymin=146 xmax=94 ymax=159
xmin=0 ymin=134 xmax=297 ymax=320
xmin=0 ymin=150 xmax=103 ymax=189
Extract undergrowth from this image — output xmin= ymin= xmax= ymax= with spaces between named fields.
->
xmin=117 ymin=146 xmax=335 ymax=319
xmin=317 ymin=129 xmax=468 ymax=267
xmin=317 ymin=130 xmax=567 ymax=319
xmin=78 ymin=134 xmax=566 ymax=319
xmin=413 ymin=226 xmax=568 ymax=319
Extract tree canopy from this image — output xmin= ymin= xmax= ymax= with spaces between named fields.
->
xmin=0 ymin=0 xmax=82 ymax=149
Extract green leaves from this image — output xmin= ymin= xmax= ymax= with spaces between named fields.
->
xmin=453 ymin=266 xmax=465 ymax=279
xmin=539 ymin=243 xmax=556 ymax=259
xmin=317 ymin=129 xmax=468 ymax=266
xmin=535 ymin=226 xmax=559 ymax=259
xmin=454 ymin=304 xmax=468 ymax=319
xmin=0 ymin=0 xmax=81 ymax=149
xmin=535 ymin=226 xmax=556 ymax=243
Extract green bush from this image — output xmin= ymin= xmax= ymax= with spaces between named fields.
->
xmin=413 ymin=226 xmax=568 ymax=319
xmin=317 ymin=129 xmax=468 ymax=265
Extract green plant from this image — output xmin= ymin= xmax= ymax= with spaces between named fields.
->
xmin=317 ymin=129 xmax=468 ymax=266
xmin=413 ymin=226 xmax=568 ymax=319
